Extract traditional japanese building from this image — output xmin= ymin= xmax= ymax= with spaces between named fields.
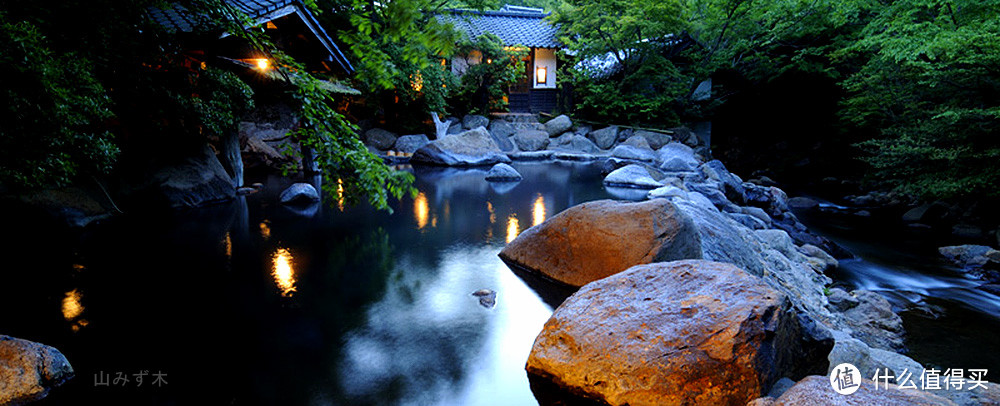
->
xmin=437 ymin=5 xmax=562 ymax=113
xmin=148 ymin=0 xmax=354 ymax=76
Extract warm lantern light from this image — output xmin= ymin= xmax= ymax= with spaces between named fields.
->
xmin=254 ymin=58 xmax=270 ymax=70
xmin=506 ymin=215 xmax=520 ymax=243
xmin=414 ymin=192 xmax=429 ymax=229
xmin=535 ymin=66 xmax=547 ymax=85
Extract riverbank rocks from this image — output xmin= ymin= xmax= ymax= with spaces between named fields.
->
xmin=411 ymin=127 xmax=512 ymax=167
xmin=635 ymin=130 xmax=672 ymax=150
xmin=484 ymin=163 xmax=522 ymax=182
xmin=787 ymin=196 xmax=820 ymax=211
xmin=392 ymin=134 xmax=430 ymax=154
xmin=750 ymin=375 xmax=956 ymax=406
xmin=279 ymin=183 xmax=320 ymax=205
xmin=488 ymin=120 xmax=517 ymax=151
xmin=514 ymin=130 xmax=550 ymax=152
xmin=587 ymin=126 xmax=618 ymax=149
xmin=837 ymin=290 xmax=905 ymax=352
xmin=549 ymin=135 xmax=600 ymax=154
xmin=603 ymin=164 xmax=664 ymax=189
xmin=462 ymin=114 xmax=489 ymax=130
xmin=499 ymin=199 xmax=701 ymax=287
xmin=611 ymin=145 xmax=656 ymax=162
xmin=527 ymin=260 xmax=812 ymax=406
xmin=1 ymin=335 xmax=74 ymax=405
xmin=364 ymin=128 xmax=398 ymax=150
xmin=939 ymin=244 xmax=1000 ymax=269
xmin=544 ymin=115 xmax=572 ymax=136
xmin=142 ymin=144 xmax=236 ymax=209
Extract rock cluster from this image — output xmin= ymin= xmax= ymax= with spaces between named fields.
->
xmin=1 ymin=335 xmax=74 ymax=405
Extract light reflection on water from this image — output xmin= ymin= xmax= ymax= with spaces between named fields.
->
xmin=271 ymin=247 xmax=297 ymax=296
xmin=532 ymin=194 xmax=546 ymax=227
xmin=506 ymin=215 xmax=520 ymax=243
xmin=414 ymin=192 xmax=430 ymax=229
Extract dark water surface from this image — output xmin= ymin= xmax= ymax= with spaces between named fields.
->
xmin=0 ymin=161 xmax=618 ymax=405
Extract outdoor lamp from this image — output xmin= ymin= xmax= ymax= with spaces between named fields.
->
xmin=536 ymin=66 xmax=547 ymax=85
xmin=254 ymin=58 xmax=270 ymax=71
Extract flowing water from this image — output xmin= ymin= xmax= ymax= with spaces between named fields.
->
xmin=797 ymin=205 xmax=1000 ymax=375
xmin=1 ymin=161 xmax=619 ymax=405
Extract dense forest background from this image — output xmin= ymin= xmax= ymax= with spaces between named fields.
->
xmin=1 ymin=0 xmax=997 ymax=207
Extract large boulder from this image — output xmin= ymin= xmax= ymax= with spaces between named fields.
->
xmin=513 ymin=130 xmax=551 ymax=152
xmin=611 ymin=145 xmax=656 ymax=162
xmin=622 ymin=135 xmax=653 ymax=150
xmin=587 ymin=126 xmax=618 ymax=149
xmin=484 ymin=163 xmax=522 ymax=182
xmin=462 ymin=114 xmax=490 ymax=130
xmin=499 ymin=199 xmax=702 ymax=287
xmin=603 ymin=164 xmax=664 ymax=189
xmin=279 ymin=183 xmax=320 ymax=205
xmin=392 ymin=134 xmax=430 ymax=154
xmin=701 ymin=160 xmax=747 ymax=204
xmin=657 ymin=142 xmax=700 ymax=172
xmin=242 ymin=136 xmax=291 ymax=172
xmin=364 ymin=128 xmax=398 ymax=150
xmin=550 ymin=135 xmax=600 ymax=154
xmin=143 ymin=144 xmax=236 ymax=209
xmin=488 ymin=120 xmax=517 ymax=151
xmin=752 ymin=375 xmax=956 ymax=406
xmin=838 ymin=290 xmax=905 ymax=351
xmin=1 ymin=335 xmax=74 ymax=405
xmin=527 ymin=260 xmax=816 ymax=406
xmin=634 ymin=130 xmax=672 ymax=150
xmin=544 ymin=114 xmax=573 ymax=136
xmin=411 ymin=127 xmax=512 ymax=166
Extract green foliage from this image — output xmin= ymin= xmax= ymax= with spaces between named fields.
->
xmin=0 ymin=13 xmax=117 ymax=189
xmin=840 ymin=0 xmax=1000 ymax=198
xmin=450 ymin=34 xmax=528 ymax=114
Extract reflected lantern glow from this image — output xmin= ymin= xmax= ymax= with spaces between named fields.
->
xmin=61 ymin=289 xmax=83 ymax=321
xmin=414 ymin=192 xmax=430 ymax=229
xmin=506 ymin=215 xmax=520 ymax=243
xmin=272 ymin=248 xmax=297 ymax=296
xmin=532 ymin=194 xmax=546 ymax=226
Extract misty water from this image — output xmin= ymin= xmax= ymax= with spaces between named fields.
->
xmin=2 ymin=161 xmax=999 ymax=405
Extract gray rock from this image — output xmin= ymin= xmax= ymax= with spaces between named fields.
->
xmin=550 ymin=135 xmax=600 ymax=154
xmin=670 ymin=127 xmax=700 ymax=147
xmin=411 ymin=127 xmax=512 ymax=166
xmin=447 ymin=123 xmax=463 ymax=134
xmin=471 ymin=289 xmax=497 ymax=308
xmin=799 ymin=244 xmax=839 ymax=271
xmin=729 ymin=212 xmax=769 ymax=230
xmin=787 ymin=196 xmax=820 ymax=210
xmin=364 ymin=128 xmax=398 ymax=150
xmin=622 ymin=134 xmax=653 ymax=150
xmin=279 ymin=183 xmax=320 ymax=205
xmin=701 ymin=160 xmax=747 ymax=204
xmin=685 ymin=182 xmax=730 ymax=210
xmin=392 ymin=134 xmax=430 ymax=153
xmin=241 ymin=136 xmax=291 ymax=172
xmin=462 ymin=114 xmax=489 ymax=130
xmin=634 ymin=129 xmax=672 ymax=150
xmin=826 ymin=288 xmax=859 ymax=312
xmin=648 ymin=185 xmax=688 ymax=200
xmin=488 ymin=121 xmax=517 ymax=151
xmin=939 ymin=244 xmax=999 ymax=269
xmin=484 ymin=163 xmax=522 ymax=182
xmin=743 ymin=206 xmax=773 ymax=226
xmin=587 ymin=126 xmax=618 ymax=149
xmin=573 ymin=124 xmax=592 ymax=136
xmin=145 ymin=144 xmax=236 ymax=209
xmin=544 ymin=114 xmax=572 ymax=136
xmin=611 ymin=145 xmax=656 ymax=162
xmin=840 ymin=290 xmax=906 ymax=351
xmin=604 ymin=164 xmax=664 ymax=189
xmin=0 ymin=335 xmax=74 ymax=405
xmin=952 ymin=223 xmax=985 ymax=239
xmin=527 ymin=260 xmax=828 ymax=406
xmin=512 ymin=130 xmax=550 ymax=151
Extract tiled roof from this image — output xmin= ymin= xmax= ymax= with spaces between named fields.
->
xmin=436 ymin=7 xmax=561 ymax=49
xmin=148 ymin=0 xmax=298 ymax=34
xmin=147 ymin=0 xmax=354 ymax=74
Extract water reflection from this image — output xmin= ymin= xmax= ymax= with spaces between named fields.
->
xmin=62 ymin=289 xmax=88 ymax=332
xmin=506 ymin=215 xmax=520 ymax=243
xmin=260 ymin=221 xmax=271 ymax=239
xmin=337 ymin=178 xmax=346 ymax=211
xmin=532 ymin=194 xmax=546 ymax=227
xmin=272 ymin=248 xmax=297 ymax=296
xmin=415 ymin=192 xmax=430 ymax=229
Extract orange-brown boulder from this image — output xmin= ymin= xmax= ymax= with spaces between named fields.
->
xmin=527 ymin=260 xmax=807 ymax=406
xmin=499 ymin=199 xmax=701 ymax=287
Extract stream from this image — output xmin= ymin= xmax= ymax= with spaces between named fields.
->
xmin=2 ymin=161 xmax=998 ymax=404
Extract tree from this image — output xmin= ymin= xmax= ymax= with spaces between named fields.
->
xmin=839 ymin=0 xmax=1000 ymax=198
xmin=450 ymin=33 xmax=528 ymax=114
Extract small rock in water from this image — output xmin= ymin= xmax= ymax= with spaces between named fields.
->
xmin=472 ymin=289 xmax=497 ymax=308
